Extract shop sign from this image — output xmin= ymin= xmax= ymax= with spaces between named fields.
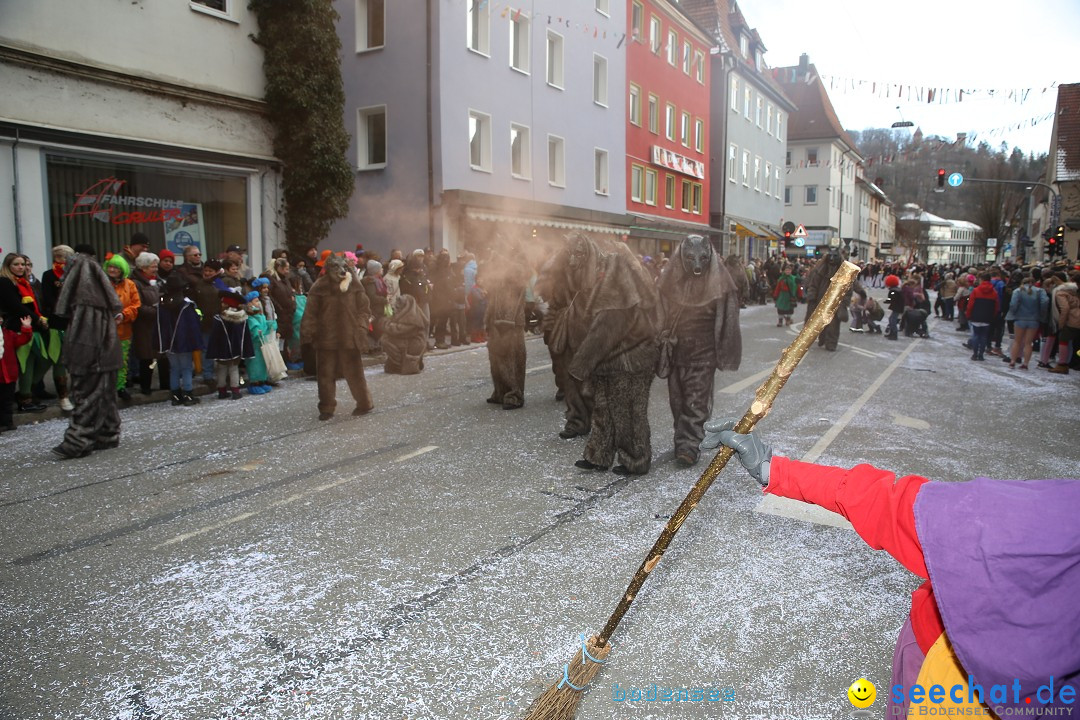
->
xmin=65 ymin=177 xmax=185 ymax=226
xmin=651 ymin=146 xmax=705 ymax=179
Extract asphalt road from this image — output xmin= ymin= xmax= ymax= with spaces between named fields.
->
xmin=1 ymin=299 xmax=1076 ymax=720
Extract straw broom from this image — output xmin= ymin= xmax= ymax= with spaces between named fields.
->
xmin=523 ymin=260 xmax=860 ymax=720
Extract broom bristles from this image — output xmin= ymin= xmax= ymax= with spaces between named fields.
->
xmin=523 ymin=635 xmax=611 ymax=720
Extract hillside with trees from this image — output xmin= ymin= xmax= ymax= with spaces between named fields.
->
xmin=848 ymin=128 xmax=1048 ymax=243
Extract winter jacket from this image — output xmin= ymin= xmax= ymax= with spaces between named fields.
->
xmin=111 ymin=277 xmax=141 ymax=342
xmin=886 ymin=287 xmax=905 ymax=313
xmin=966 ymin=281 xmax=999 ymax=325
xmin=1005 ymin=285 xmax=1048 ymax=327
xmin=1053 ymin=283 xmax=1080 ymax=331
xmin=130 ymin=270 xmax=162 ymax=360
xmin=1 ymin=324 xmax=33 ymax=383
xmin=773 ymin=273 xmax=798 ymax=313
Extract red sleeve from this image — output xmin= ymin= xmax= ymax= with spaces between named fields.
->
xmin=766 ymin=456 xmax=930 ymax=578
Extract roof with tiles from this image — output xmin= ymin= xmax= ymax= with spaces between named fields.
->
xmin=774 ymin=59 xmax=861 ymax=156
xmin=1053 ymin=83 xmax=1080 ymax=182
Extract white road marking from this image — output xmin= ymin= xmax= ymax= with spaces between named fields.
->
xmin=719 ymin=367 xmax=772 ymax=395
xmin=393 ymin=445 xmax=439 ymax=463
xmin=526 ymin=363 xmax=552 ymax=374
xmin=891 ymin=413 xmax=930 ymax=430
xmin=754 ymin=339 xmax=922 ymax=529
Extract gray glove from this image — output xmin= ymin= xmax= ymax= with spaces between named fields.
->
xmin=701 ymin=418 xmax=772 ymax=487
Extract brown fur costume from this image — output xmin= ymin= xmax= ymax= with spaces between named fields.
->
xmin=802 ymin=249 xmax=849 ymax=351
xmin=567 ymin=234 xmax=659 ymax=475
xmin=300 ymin=256 xmax=373 ymax=419
xmin=658 ymin=235 xmax=742 ymax=465
xmin=536 ymin=246 xmax=593 ymax=437
xmin=382 ymin=294 xmax=427 ymax=374
xmin=483 ymin=245 xmax=529 ymax=409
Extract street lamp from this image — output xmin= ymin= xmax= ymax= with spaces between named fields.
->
xmin=891 ymin=106 xmax=914 ymax=129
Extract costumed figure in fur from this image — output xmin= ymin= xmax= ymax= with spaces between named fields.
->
xmin=536 ymin=240 xmax=593 ymax=439
xmin=243 ymin=290 xmax=273 ymax=394
xmin=300 ymin=254 xmax=374 ymax=421
xmin=50 ymin=247 xmax=123 ymax=459
xmin=483 ymin=241 xmax=530 ymax=410
xmin=381 ymin=293 xmax=428 ymax=375
xmin=802 ymin=247 xmax=850 ymax=351
xmin=205 ymin=289 xmax=254 ymax=400
xmin=657 ymin=235 xmax=742 ymax=467
xmin=567 ymin=233 xmax=660 ymax=476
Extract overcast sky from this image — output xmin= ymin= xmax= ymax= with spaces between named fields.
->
xmin=743 ymin=0 xmax=1079 ymax=156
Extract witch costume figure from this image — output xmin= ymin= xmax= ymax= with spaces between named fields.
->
xmin=802 ymin=248 xmax=849 ymax=351
xmin=381 ymin=293 xmax=428 ymax=375
xmin=656 ymin=235 xmax=742 ymax=467
xmin=51 ymin=248 xmax=123 ymax=459
xmin=483 ymin=241 xmax=530 ymax=410
xmin=704 ymin=419 xmax=1080 ymax=720
xmin=567 ymin=233 xmax=660 ymax=476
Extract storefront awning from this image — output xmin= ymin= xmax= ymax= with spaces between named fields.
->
xmin=465 ymin=208 xmax=625 ymax=235
xmin=628 ymin=213 xmax=718 ymax=239
xmin=734 ymin=221 xmax=772 ymax=238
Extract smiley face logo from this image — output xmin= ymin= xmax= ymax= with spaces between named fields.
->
xmin=847 ymin=678 xmax=876 ymax=708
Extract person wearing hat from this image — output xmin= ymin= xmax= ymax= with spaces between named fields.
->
xmin=103 ymin=254 xmax=141 ymax=401
xmin=157 ymin=249 xmax=176 ymax=282
xmin=205 ymin=289 xmax=254 ymax=399
xmin=224 ymin=244 xmax=249 ymax=280
xmin=884 ymin=274 xmax=904 ymax=340
xmin=243 ymin=287 xmax=274 ymax=394
xmin=50 ymin=247 xmax=124 ymax=459
xmin=122 ymin=233 xmax=150 ymax=268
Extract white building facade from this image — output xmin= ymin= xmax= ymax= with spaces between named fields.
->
xmin=0 ymin=0 xmax=283 ymax=270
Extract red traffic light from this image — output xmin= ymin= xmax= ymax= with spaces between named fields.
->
xmin=937 ymin=168 xmax=946 ymax=188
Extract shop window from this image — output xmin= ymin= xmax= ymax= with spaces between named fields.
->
xmin=46 ymin=154 xmax=248 ymax=263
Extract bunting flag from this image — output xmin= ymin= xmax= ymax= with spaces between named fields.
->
xmin=813 ymin=72 xmax=1057 ymax=106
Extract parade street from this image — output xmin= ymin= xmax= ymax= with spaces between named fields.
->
xmin=1 ymin=302 xmax=1075 ymax=720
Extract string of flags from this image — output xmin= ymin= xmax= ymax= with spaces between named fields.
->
xmin=462 ymin=0 xmax=630 ymax=50
xmin=813 ymin=72 xmax=1059 ymax=105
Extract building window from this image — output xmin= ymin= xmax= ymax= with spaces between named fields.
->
xmin=595 ymin=0 xmax=610 ymax=15
xmin=467 ymin=0 xmax=490 ymax=54
xmin=629 ymin=84 xmax=641 ymax=126
xmin=548 ymin=135 xmax=565 ymax=187
xmin=785 ymin=150 xmax=791 ymax=166
xmin=728 ymin=144 xmax=737 ymax=182
xmin=357 ymin=105 xmax=387 ymax=169
xmin=741 ymin=149 xmax=750 ymax=186
xmin=755 ymin=96 xmax=763 ymax=127
xmin=511 ymin=124 xmax=531 ymax=179
xmin=694 ymin=50 xmax=705 ymax=83
xmin=649 ymin=16 xmax=662 ymax=53
xmin=744 ymin=87 xmax=751 ymax=118
xmin=645 ymin=168 xmax=658 ymax=206
xmin=682 ymin=41 xmax=692 ymax=74
xmin=594 ymin=148 xmax=609 ymax=195
xmin=631 ymin=1 xmax=644 ymax=40
xmin=680 ymin=111 xmax=690 ymax=147
xmin=753 ymin=156 xmax=761 ymax=191
xmin=510 ymin=14 xmax=530 ymax=73
xmin=667 ymin=30 xmax=678 ymax=65
xmin=593 ymin=54 xmax=608 ymax=106
xmin=681 ymin=179 xmax=692 ymax=212
xmin=469 ymin=110 xmax=492 ymax=172
xmin=355 ymin=0 xmax=385 ymax=52
xmin=190 ymin=0 xmax=231 ymax=19
xmin=730 ymin=77 xmax=739 ymax=111
xmin=694 ymin=118 xmax=704 ymax=153
xmin=805 ymin=185 xmax=818 ymax=204
xmin=764 ymin=162 xmax=772 ymax=196
xmin=648 ymin=93 xmax=659 ymax=134
xmin=767 ymin=104 xmax=774 ymax=135
xmin=665 ymin=174 xmax=675 ymax=208
xmin=692 ymin=183 xmax=702 ymax=214
xmin=784 ymin=186 xmax=791 ymax=205
xmin=665 ymin=103 xmax=676 ymax=142
xmin=631 ymin=164 xmax=644 ymax=202
xmin=807 ymin=147 xmax=818 ymax=166
xmin=776 ymin=112 xmax=783 ymax=140
xmin=546 ymin=31 xmax=564 ymax=88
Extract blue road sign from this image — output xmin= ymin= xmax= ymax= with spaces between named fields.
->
xmin=793 ymin=238 xmax=805 ymax=248
xmin=948 ymin=172 xmax=964 ymax=187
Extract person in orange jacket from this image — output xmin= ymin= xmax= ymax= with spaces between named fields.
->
xmin=104 ymin=254 xmax=141 ymax=401
xmin=702 ymin=418 xmax=1079 ymax=719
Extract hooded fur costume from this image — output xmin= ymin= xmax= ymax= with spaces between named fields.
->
xmin=802 ymin=250 xmax=850 ymax=351
xmin=537 ymin=246 xmax=593 ymax=438
xmin=567 ymin=234 xmax=659 ymax=475
xmin=52 ymin=252 xmax=123 ymax=457
xmin=658 ymin=236 xmax=742 ymax=465
xmin=483 ymin=244 xmax=529 ymax=409
xmin=300 ymin=256 xmax=373 ymax=418
xmin=382 ymin=294 xmax=427 ymax=375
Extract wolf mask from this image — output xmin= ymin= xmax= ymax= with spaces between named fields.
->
xmin=324 ymin=254 xmax=353 ymax=292
xmin=680 ymin=234 xmax=713 ymax=277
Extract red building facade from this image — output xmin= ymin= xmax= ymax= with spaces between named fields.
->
xmin=625 ymin=0 xmax=713 ymax=255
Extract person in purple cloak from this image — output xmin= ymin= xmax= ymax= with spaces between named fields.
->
xmin=703 ymin=418 xmax=1080 ymax=719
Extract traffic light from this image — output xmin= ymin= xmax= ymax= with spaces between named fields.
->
xmin=813 ymin=246 xmax=822 ymax=257
xmin=1048 ymin=225 xmax=1064 ymax=257
xmin=937 ymin=168 xmax=946 ymax=188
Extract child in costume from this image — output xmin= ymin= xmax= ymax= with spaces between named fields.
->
xmin=244 ymin=289 xmax=272 ymax=395
xmin=205 ymin=289 xmax=253 ymax=400
xmin=103 ymin=254 xmax=141 ymax=401
xmin=703 ymin=418 xmax=1079 ymax=719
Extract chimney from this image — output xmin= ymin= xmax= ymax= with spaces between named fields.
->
xmin=797 ymin=53 xmax=809 ymax=78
